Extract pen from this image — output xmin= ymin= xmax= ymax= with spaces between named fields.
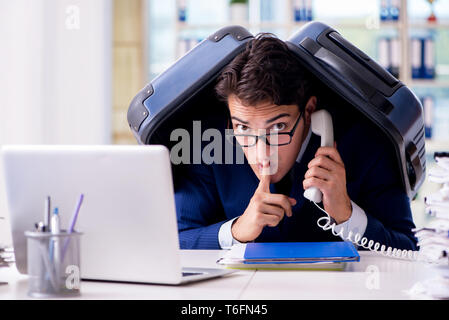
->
xmin=62 ymin=194 xmax=84 ymax=261
xmin=44 ymin=196 xmax=51 ymax=232
xmin=68 ymin=194 xmax=84 ymax=233
xmin=50 ymin=207 xmax=61 ymax=282
xmin=50 ymin=207 xmax=60 ymax=234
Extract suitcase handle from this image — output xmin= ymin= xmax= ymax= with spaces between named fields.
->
xmin=300 ymin=37 xmax=375 ymax=99
xmin=327 ymin=31 xmax=398 ymax=87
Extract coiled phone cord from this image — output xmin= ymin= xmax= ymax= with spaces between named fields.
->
xmin=312 ymin=201 xmax=420 ymax=260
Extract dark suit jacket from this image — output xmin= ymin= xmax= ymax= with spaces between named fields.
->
xmin=174 ymin=119 xmax=418 ymax=250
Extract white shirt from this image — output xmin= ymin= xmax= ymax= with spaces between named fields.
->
xmin=218 ymin=127 xmax=368 ymax=249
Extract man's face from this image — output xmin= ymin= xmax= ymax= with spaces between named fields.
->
xmin=228 ymin=94 xmax=310 ymax=184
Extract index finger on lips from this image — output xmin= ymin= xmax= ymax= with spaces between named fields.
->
xmin=257 ymin=172 xmax=271 ymax=193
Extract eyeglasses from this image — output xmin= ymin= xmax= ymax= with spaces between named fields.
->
xmin=226 ymin=111 xmax=303 ymax=147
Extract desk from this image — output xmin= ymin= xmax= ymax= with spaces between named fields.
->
xmin=0 ymin=250 xmax=444 ymax=300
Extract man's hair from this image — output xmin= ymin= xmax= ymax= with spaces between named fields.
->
xmin=215 ymin=33 xmax=315 ymax=111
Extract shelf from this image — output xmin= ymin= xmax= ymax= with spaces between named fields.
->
xmin=409 ymin=21 xmax=449 ymax=30
xmin=168 ymin=0 xmax=449 ymax=96
xmin=378 ymin=21 xmax=404 ymax=29
xmin=176 ymin=22 xmax=297 ymax=31
xmin=407 ymin=79 xmax=449 ymax=88
xmin=175 ymin=21 xmax=405 ymax=32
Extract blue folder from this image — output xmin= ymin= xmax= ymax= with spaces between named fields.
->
xmin=243 ymin=241 xmax=360 ymax=264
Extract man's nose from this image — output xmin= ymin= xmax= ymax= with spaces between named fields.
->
xmin=256 ymin=131 xmax=271 ymax=162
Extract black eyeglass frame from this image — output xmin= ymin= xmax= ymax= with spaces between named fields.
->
xmin=226 ymin=110 xmax=304 ymax=147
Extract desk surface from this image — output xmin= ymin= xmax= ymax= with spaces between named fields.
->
xmin=0 ymin=250 xmax=444 ymax=300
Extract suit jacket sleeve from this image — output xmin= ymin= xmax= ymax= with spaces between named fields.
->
xmin=356 ymin=151 xmax=418 ymax=251
xmin=174 ymin=164 xmax=226 ymax=249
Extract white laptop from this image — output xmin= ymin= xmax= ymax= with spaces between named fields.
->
xmin=2 ymin=145 xmax=234 ymax=285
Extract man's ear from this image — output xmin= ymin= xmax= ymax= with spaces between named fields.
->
xmin=303 ymin=96 xmax=317 ymax=126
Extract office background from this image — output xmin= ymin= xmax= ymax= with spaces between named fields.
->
xmin=0 ymin=0 xmax=448 ymax=246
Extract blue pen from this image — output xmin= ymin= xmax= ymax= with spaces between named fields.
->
xmin=51 ymin=207 xmax=61 ymax=234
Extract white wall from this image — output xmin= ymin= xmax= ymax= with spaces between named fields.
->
xmin=0 ymin=0 xmax=112 ymax=245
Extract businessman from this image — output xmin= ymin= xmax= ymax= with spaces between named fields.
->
xmin=174 ymin=34 xmax=417 ymax=250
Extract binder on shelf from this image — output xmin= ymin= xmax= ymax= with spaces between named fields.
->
xmin=293 ymin=0 xmax=302 ymax=22
xmin=305 ymin=0 xmax=313 ymax=21
xmin=411 ymin=37 xmax=423 ymax=79
xmin=293 ymin=0 xmax=313 ymax=22
xmin=380 ymin=0 xmax=400 ymax=21
xmin=390 ymin=38 xmax=400 ymax=78
xmin=422 ymin=96 xmax=434 ymax=139
xmin=377 ymin=37 xmax=400 ymax=78
xmin=217 ymin=241 xmax=360 ymax=270
xmin=423 ymin=37 xmax=435 ymax=79
xmin=411 ymin=37 xmax=436 ymax=79
xmin=177 ymin=0 xmax=187 ymax=22
xmin=390 ymin=0 xmax=400 ymax=21
xmin=380 ymin=0 xmax=389 ymax=21
xmin=377 ymin=38 xmax=390 ymax=71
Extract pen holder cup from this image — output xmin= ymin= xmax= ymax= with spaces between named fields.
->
xmin=25 ymin=230 xmax=83 ymax=298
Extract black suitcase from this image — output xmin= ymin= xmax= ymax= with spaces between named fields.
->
xmin=127 ymin=21 xmax=425 ymax=199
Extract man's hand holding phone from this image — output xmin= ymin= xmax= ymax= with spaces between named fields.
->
xmin=303 ymin=143 xmax=352 ymax=224
xmin=231 ymin=161 xmax=297 ymax=243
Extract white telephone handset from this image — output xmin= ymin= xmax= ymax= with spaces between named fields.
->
xmin=302 ymin=110 xmax=419 ymax=261
xmin=303 ymin=109 xmax=334 ymax=203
